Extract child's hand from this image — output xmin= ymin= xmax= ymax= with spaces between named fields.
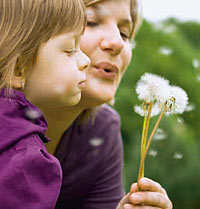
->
xmin=116 ymin=178 xmax=173 ymax=209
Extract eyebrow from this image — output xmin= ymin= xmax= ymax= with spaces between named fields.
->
xmin=91 ymin=4 xmax=133 ymax=28
xmin=120 ymin=19 xmax=133 ymax=29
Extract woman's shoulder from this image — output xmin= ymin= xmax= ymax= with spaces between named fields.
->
xmin=95 ymin=104 xmax=121 ymax=124
xmin=74 ymin=105 xmax=122 ymax=147
xmin=75 ymin=105 xmax=121 ymax=135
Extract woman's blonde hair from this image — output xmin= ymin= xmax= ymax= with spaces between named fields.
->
xmin=0 ymin=0 xmax=86 ymax=90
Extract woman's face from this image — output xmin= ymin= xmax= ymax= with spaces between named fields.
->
xmin=80 ymin=0 xmax=133 ymax=107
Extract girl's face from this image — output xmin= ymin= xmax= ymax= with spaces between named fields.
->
xmin=80 ymin=0 xmax=133 ymax=106
xmin=24 ymin=31 xmax=90 ymax=109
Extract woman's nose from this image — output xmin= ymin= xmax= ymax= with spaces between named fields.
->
xmin=78 ymin=50 xmax=91 ymax=71
xmin=100 ymin=27 xmax=124 ymax=55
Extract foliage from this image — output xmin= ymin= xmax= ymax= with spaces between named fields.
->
xmin=114 ymin=19 xmax=200 ymax=209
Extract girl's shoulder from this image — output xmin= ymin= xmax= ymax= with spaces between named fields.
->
xmin=0 ymin=135 xmax=62 ymax=209
xmin=0 ymin=134 xmax=62 ymax=175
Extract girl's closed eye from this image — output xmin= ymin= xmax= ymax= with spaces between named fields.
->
xmin=87 ymin=21 xmax=99 ymax=27
xmin=65 ymin=49 xmax=78 ymax=56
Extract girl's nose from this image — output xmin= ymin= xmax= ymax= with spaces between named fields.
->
xmin=100 ymin=27 xmax=124 ymax=55
xmin=78 ymin=50 xmax=91 ymax=71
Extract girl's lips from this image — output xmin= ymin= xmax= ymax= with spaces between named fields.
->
xmin=78 ymin=80 xmax=87 ymax=89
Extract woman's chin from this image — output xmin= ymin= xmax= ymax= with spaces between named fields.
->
xmin=80 ymin=89 xmax=114 ymax=108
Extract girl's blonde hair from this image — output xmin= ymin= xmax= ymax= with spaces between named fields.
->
xmin=0 ymin=0 xmax=86 ymax=90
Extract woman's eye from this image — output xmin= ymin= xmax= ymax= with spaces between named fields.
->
xmin=87 ymin=21 xmax=98 ymax=27
xmin=120 ymin=32 xmax=130 ymax=40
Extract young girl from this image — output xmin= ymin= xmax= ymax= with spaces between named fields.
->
xmin=0 ymin=0 xmax=89 ymax=208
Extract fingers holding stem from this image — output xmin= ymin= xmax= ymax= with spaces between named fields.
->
xmin=130 ymin=178 xmax=173 ymax=209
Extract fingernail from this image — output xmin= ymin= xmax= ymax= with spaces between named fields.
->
xmin=140 ymin=178 xmax=148 ymax=185
xmin=124 ymin=204 xmax=132 ymax=209
xmin=130 ymin=194 xmax=141 ymax=203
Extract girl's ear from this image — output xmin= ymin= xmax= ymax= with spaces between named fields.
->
xmin=11 ymin=67 xmax=26 ymax=91
xmin=11 ymin=76 xmax=25 ymax=91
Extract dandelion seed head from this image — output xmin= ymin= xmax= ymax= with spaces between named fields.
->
xmin=163 ymin=25 xmax=176 ymax=34
xmin=156 ymin=128 xmax=164 ymax=134
xmin=153 ymin=21 xmax=163 ymax=30
xmin=168 ymin=86 xmax=189 ymax=114
xmin=136 ymin=73 xmax=171 ymax=104
xmin=54 ymin=85 xmax=65 ymax=94
xmin=154 ymin=128 xmax=167 ymax=141
xmin=155 ymin=86 xmax=172 ymax=105
xmin=159 ymin=47 xmax=173 ymax=56
xmin=192 ymin=59 xmax=200 ymax=69
xmin=173 ymin=152 xmax=183 ymax=160
xmin=135 ymin=74 xmax=189 ymax=116
xmin=177 ymin=117 xmax=184 ymax=124
xmin=134 ymin=104 xmax=160 ymax=117
xmin=89 ymin=137 xmax=103 ymax=147
xmin=153 ymin=22 xmax=176 ymax=34
xmin=139 ymin=73 xmax=169 ymax=86
xmin=148 ymin=149 xmax=158 ymax=157
xmin=185 ymin=103 xmax=195 ymax=112
xmin=196 ymin=74 xmax=200 ymax=82
xmin=131 ymin=40 xmax=136 ymax=49
xmin=25 ymin=108 xmax=41 ymax=120
xmin=134 ymin=105 xmax=148 ymax=117
xmin=136 ymin=83 xmax=156 ymax=102
xmin=165 ymin=97 xmax=176 ymax=113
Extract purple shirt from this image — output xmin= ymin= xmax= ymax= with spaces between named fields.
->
xmin=0 ymin=89 xmax=62 ymax=209
xmin=55 ymin=105 xmax=125 ymax=209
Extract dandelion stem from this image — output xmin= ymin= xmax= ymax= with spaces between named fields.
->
xmin=140 ymin=102 xmax=153 ymax=177
xmin=137 ymin=106 xmax=167 ymax=185
xmin=137 ymin=102 xmax=153 ymax=190
xmin=145 ymin=107 xmax=166 ymax=156
xmin=140 ymin=116 xmax=147 ymax=180
xmin=143 ymin=102 xmax=153 ymax=150
xmin=141 ymin=116 xmax=147 ymax=157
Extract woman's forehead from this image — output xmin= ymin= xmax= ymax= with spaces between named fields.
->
xmin=87 ymin=0 xmax=132 ymax=20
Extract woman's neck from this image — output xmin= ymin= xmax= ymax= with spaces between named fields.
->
xmin=42 ymin=105 xmax=84 ymax=155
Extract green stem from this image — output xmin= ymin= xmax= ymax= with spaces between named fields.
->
xmin=137 ymin=102 xmax=153 ymax=190
xmin=140 ymin=116 xmax=147 ymax=179
xmin=137 ymin=107 xmax=167 ymax=184
xmin=143 ymin=102 xmax=153 ymax=153
xmin=141 ymin=116 xmax=147 ymax=157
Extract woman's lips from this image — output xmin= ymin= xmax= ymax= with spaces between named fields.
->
xmin=92 ymin=62 xmax=119 ymax=80
xmin=94 ymin=67 xmax=117 ymax=80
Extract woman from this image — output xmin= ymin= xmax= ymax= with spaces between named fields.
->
xmin=44 ymin=0 xmax=173 ymax=208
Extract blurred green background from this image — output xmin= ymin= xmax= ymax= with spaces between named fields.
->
xmin=114 ymin=18 xmax=200 ymax=209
